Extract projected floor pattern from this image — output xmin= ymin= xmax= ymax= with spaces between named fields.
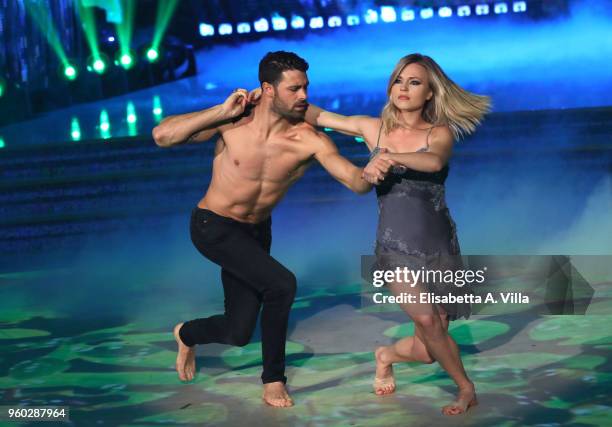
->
xmin=1 ymin=275 xmax=611 ymax=426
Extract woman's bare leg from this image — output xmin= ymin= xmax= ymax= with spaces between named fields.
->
xmin=375 ymin=282 xmax=476 ymax=414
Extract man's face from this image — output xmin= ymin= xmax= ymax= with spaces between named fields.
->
xmin=270 ymin=70 xmax=309 ymax=121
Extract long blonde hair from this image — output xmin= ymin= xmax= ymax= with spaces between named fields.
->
xmin=381 ymin=54 xmax=491 ymax=139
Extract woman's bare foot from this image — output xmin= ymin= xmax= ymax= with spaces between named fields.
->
xmin=373 ymin=346 xmax=396 ymax=395
xmin=262 ymin=382 xmax=294 ymax=407
xmin=173 ymin=323 xmax=196 ymax=381
xmin=442 ymin=384 xmax=478 ymax=415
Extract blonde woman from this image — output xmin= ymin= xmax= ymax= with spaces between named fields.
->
xmin=305 ymin=54 xmax=490 ymax=415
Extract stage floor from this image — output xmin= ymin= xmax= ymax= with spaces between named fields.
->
xmin=1 ymin=207 xmax=611 ymax=426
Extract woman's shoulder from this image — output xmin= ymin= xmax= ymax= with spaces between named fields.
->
xmin=430 ymin=124 xmax=454 ymax=142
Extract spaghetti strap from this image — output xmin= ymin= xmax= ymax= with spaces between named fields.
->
xmin=375 ymin=121 xmax=383 ymax=149
xmin=424 ymin=126 xmax=434 ymax=150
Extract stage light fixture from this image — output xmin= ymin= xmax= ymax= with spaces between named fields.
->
xmin=420 ymin=8 xmax=434 ymax=19
xmin=64 ymin=65 xmax=77 ymax=80
xmin=364 ymin=9 xmax=379 ymax=24
xmin=254 ymin=18 xmax=269 ymax=32
xmin=495 ymin=3 xmax=509 ymax=14
xmin=347 ymin=15 xmax=360 ymax=26
xmin=199 ymin=23 xmax=215 ymax=36
xmin=380 ymin=6 xmax=397 ymax=23
xmin=291 ymin=16 xmax=305 ymax=29
xmin=328 ymin=16 xmax=342 ymax=27
xmin=146 ymin=48 xmax=159 ymax=62
xmin=272 ymin=15 xmax=287 ymax=31
xmin=309 ymin=16 xmax=324 ymax=29
xmin=400 ymin=8 xmax=415 ymax=21
xmin=439 ymin=7 xmax=453 ymax=18
xmin=71 ymin=117 xmax=81 ymax=141
xmin=87 ymin=55 xmax=108 ymax=74
xmin=513 ymin=1 xmax=527 ymax=12
xmin=237 ymin=22 xmax=251 ymax=33
xmin=458 ymin=5 xmax=471 ymax=17
xmin=476 ymin=4 xmax=490 ymax=15
xmin=219 ymin=23 xmax=233 ymax=35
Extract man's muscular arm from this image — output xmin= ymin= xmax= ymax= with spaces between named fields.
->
xmin=152 ymin=89 xmax=250 ymax=147
xmin=312 ymin=131 xmax=373 ymax=195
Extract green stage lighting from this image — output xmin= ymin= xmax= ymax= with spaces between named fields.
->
xmin=0 ymin=77 xmax=6 ymax=97
xmin=153 ymin=95 xmax=163 ymax=122
xmin=146 ymin=48 xmax=159 ymax=62
xmin=64 ymin=65 xmax=77 ymax=80
xmin=99 ymin=109 xmax=111 ymax=139
xmin=0 ymin=137 xmax=5 ymax=149
xmin=93 ymin=59 xmax=105 ymax=73
xmin=115 ymin=50 xmax=136 ymax=70
xmin=71 ymin=117 xmax=81 ymax=141
xmin=115 ymin=0 xmax=137 ymax=70
xmin=126 ymin=101 xmax=137 ymax=124
xmin=120 ymin=54 xmax=133 ymax=67
xmin=87 ymin=55 xmax=109 ymax=75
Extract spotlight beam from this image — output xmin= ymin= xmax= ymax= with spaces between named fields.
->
xmin=24 ymin=1 xmax=70 ymax=68
xmin=151 ymin=0 xmax=180 ymax=52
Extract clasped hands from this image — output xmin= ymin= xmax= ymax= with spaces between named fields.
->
xmin=362 ymin=149 xmax=398 ymax=185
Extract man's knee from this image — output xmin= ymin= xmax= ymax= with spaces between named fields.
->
xmin=228 ymin=327 xmax=254 ymax=347
xmin=268 ymin=269 xmax=297 ymax=301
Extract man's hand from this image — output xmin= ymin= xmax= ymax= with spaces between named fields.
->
xmin=220 ymin=88 xmax=250 ymax=118
xmin=362 ymin=149 xmax=397 ymax=185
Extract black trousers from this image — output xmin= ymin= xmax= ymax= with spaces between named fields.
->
xmin=179 ymin=207 xmax=296 ymax=384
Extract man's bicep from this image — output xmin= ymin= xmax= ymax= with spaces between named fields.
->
xmin=314 ymin=137 xmax=353 ymax=180
xmin=185 ymin=127 xmax=219 ymax=144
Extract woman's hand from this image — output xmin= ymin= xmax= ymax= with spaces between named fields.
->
xmin=248 ymin=87 xmax=262 ymax=105
xmin=362 ymin=149 xmax=396 ymax=185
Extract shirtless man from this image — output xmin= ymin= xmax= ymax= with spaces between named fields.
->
xmin=152 ymin=51 xmax=393 ymax=407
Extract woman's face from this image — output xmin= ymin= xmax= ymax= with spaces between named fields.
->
xmin=390 ymin=62 xmax=433 ymax=112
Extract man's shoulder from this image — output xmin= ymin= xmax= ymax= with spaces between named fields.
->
xmin=293 ymin=122 xmax=330 ymax=143
xmin=218 ymin=106 xmax=256 ymax=133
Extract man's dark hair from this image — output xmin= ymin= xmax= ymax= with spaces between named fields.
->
xmin=258 ymin=51 xmax=309 ymax=86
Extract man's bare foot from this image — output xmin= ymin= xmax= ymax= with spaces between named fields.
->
xmin=373 ymin=346 xmax=396 ymax=395
xmin=262 ymin=382 xmax=294 ymax=407
xmin=173 ymin=323 xmax=196 ymax=381
xmin=442 ymin=384 xmax=478 ymax=415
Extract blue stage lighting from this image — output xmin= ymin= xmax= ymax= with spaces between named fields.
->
xmin=494 ymin=3 xmax=509 ymax=14
xmin=420 ymin=8 xmax=434 ymax=19
xmin=476 ymin=4 xmax=490 ymax=15
xmin=458 ymin=5 xmax=471 ymax=17
xmin=439 ymin=7 xmax=453 ymax=18
xmin=380 ymin=6 xmax=397 ymax=23
xmin=291 ymin=15 xmax=305 ymax=29
xmin=364 ymin=9 xmax=378 ymax=24
xmin=400 ymin=8 xmax=415 ymax=21
xmin=199 ymin=23 xmax=215 ymax=37
xmin=272 ymin=15 xmax=287 ymax=31
xmin=347 ymin=14 xmax=360 ymax=26
xmin=513 ymin=1 xmax=527 ymax=12
xmin=328 ymin=16 xmax=342 ymax=28
xmin=254 ymin=18 xmax=269 ymax=32
xmin=237 ymin=22 xmax=251 ymax=34
xmin=219 ymin=23 xmax=232 ymax=35
xmin=309 ymin=16 xmax=324 ymax=29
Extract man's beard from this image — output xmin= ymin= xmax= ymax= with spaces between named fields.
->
xmin=272 ymin=98 xmax=307 ymax=123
